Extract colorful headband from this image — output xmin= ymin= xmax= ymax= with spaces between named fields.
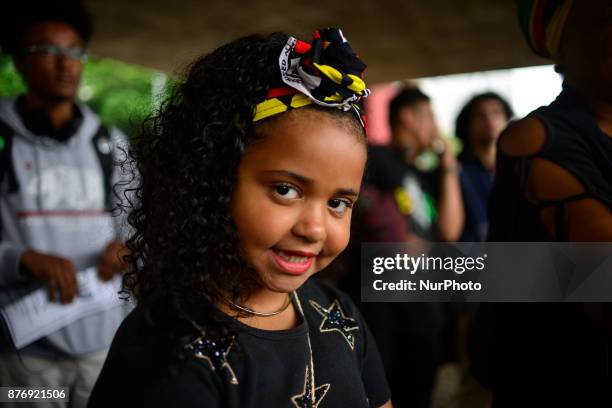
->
xmin=253 ymin=28 xmax=370 ymax=133
xmin=517 ymin=0 xmax=574 ymax=59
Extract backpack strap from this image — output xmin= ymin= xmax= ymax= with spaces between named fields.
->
xmin=0 ymin=118 xmax=19 ymax=194
xmin=0 ymin=118 xmax=116 ymax=208
xmin=91 ymin=125 xmax=115 ymax=211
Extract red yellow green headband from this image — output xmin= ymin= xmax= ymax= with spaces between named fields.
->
xmin=253 ymin=28 xmax=370 ymax=133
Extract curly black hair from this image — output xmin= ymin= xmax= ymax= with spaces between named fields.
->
xmin=0 ymin=0 xmax=92 ymax=56
xmin=455 ymin=91 xmax=514 ymax=155
xmin=120 ymin=32 xmax=365 ymax=343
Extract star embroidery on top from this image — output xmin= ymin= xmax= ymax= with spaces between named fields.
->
xmin=185 ymin=334 xmax=239 ymax=385
xmin=291 ymin=365 xmax=330 ymax=408
xmin=309 ymin=299 xmax=360 ymax=350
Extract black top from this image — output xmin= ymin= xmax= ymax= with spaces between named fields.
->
xmin=488 ymin=85 xmax=612 ymax=242
xmin=87 ymin=279 xmax=390 ymax=408
xmin=343 ymin=145 xmax=445 ymax=331
xmin=336 ymin=145 xmax=445 ymax=408
xmin=470 ymin=86 xmax=612 ymax=399
xmin=364 ymin=145 xmax=440 ymax=242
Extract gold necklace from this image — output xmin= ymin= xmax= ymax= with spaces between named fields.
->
xmin=226 ymin=294 xmax=292 ymax=317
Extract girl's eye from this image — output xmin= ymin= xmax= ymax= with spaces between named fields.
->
xmin=328 ymin=199 xmax=353 ymax=215
xmin=273 ymin=184 xmax=300 ymax=199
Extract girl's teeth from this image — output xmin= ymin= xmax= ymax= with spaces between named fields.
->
xmin=278 ymin=251 xmax=309 ymax=264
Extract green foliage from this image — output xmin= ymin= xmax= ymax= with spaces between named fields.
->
xmin=0 ymin=53 xmax=163 ymax=139
xmin=0 ymin=54 xmax=26 ymax=96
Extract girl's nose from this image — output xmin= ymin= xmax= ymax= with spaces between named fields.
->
xmin=292 ymin=203 xmax=327 ymax=243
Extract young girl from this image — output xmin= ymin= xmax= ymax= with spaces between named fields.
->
xmin=87 ymin=29 xmax=392 ymax=408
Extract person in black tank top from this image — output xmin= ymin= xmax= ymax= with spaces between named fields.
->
xmin=470 ymin=1 xmax=612 ymax=406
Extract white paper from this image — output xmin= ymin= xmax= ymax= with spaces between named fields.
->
xmin=0 ymin=267 xmax=125 ymax=349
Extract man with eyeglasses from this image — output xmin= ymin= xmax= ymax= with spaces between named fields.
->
xmin=0 ymin=2 xmax=131 ymax=406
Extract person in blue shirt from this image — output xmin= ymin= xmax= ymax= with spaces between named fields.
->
xmin=455 ymin=92 xmax=513 ymax=242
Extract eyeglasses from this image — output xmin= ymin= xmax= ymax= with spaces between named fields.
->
xmin=24 ymin=44 xmax=88 ymax=62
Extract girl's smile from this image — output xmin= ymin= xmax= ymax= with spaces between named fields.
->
xmin=270 ymin=247 xmax=316 ymax=275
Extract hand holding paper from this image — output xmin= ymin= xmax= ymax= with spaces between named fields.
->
xmin=20 ymin=250 xmax=78 ymax=304
xmin=0 ymin=267 xmax=128 ymax=349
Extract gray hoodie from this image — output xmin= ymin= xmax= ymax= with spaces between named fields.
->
xmin=0 ymin=97 xmax=132 ymax=357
